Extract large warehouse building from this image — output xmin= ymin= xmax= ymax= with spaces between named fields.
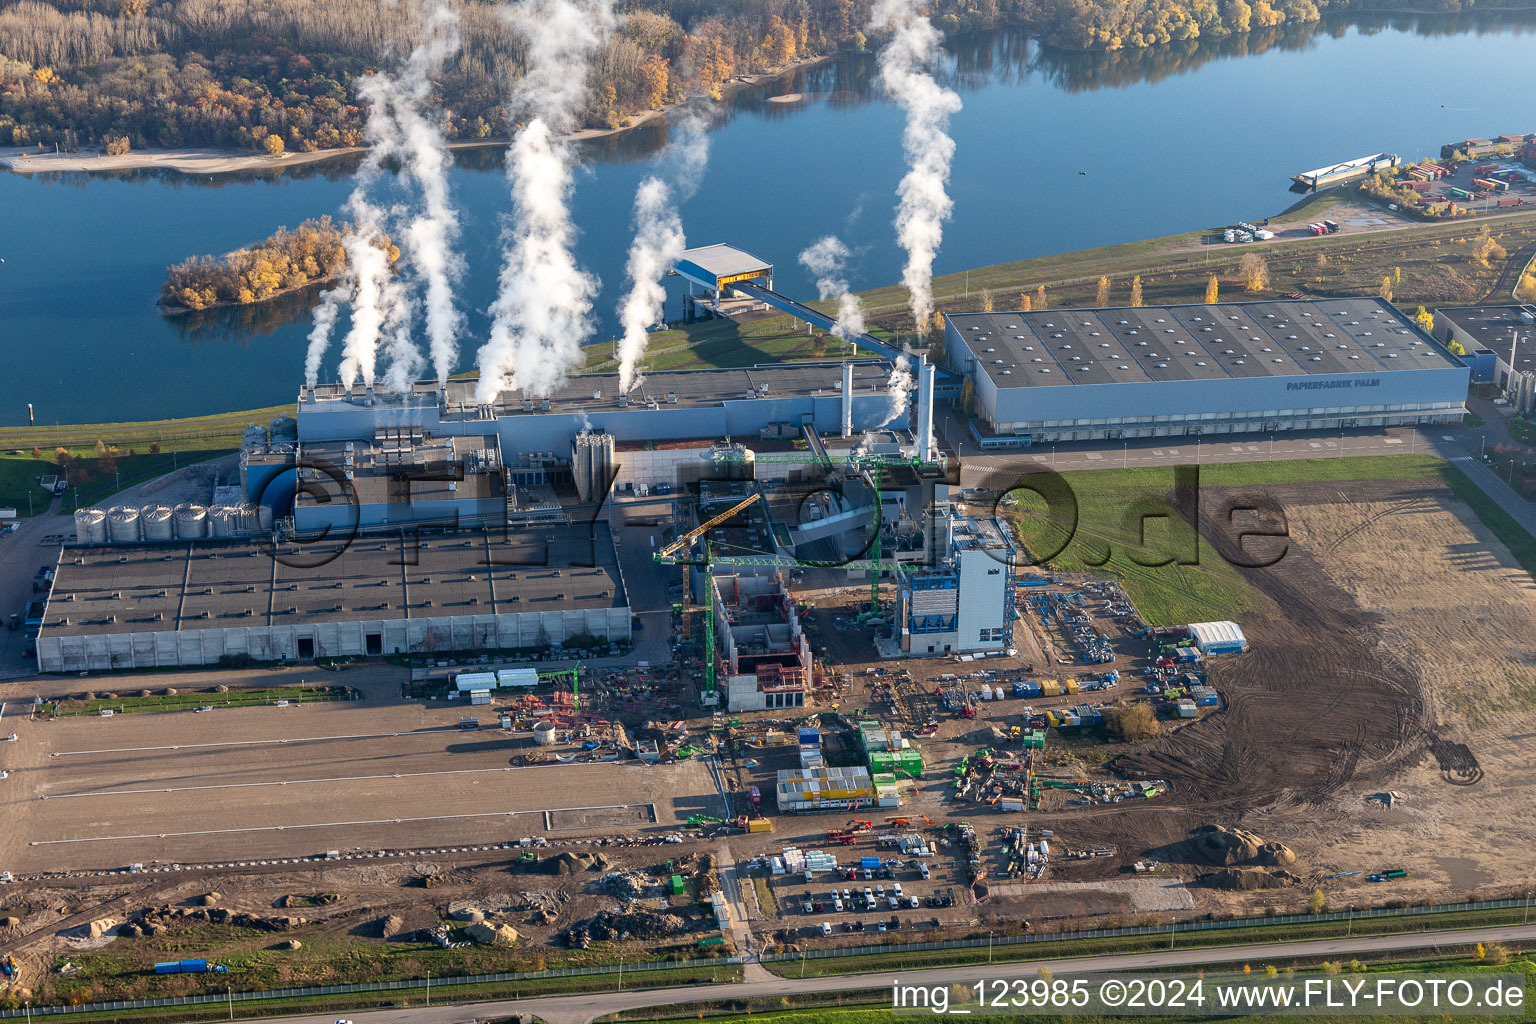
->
xmin=945 ymin=298 xmax=1469 ymax=445
xmin=34 ymin=525 xmax=630 ymax=672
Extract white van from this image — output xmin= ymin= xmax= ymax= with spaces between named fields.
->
xmin=821 ymin=921 xmax=833 ymax=936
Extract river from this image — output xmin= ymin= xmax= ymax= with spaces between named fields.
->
xmin=1 ymin=13 xmax=1534 ymax=426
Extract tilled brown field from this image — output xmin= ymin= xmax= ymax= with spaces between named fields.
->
xmin=1112 ymin=481 xmax=1427 ymax=814
xmin=1074 ymin=477 xmax=1536 ymax=907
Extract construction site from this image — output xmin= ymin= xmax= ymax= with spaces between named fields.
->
xmin=6 ymin=453 xmax=1536 ymax=1000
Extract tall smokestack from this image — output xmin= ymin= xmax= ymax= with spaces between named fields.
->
xmin=842 ymin=363 xmax=854 ymax=438
xmin=915 ymin=357 xmax=935 ymax=462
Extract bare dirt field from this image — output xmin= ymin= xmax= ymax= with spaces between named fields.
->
xmin=1233 ymin=480 xmax=1536 ymax=904
xmin=0 ymin=698 xmax=724 ymax=874
xmin=1057 ymin=477 xmax=1536 ymax=911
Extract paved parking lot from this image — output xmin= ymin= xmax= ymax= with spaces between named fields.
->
xmin=0 ymin=698 xmax=725 ymax=874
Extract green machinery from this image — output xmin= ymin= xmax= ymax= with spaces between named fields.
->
xmin=652 ymin=446 xmax=935 ymax=702
xmin=537 ymin=664 xmax=582 ymax=711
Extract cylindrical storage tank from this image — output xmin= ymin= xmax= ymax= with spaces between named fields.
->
xmin=532 ymin=721 xmax=557 ymax=746
xmin=210 ymin=505 xmax=244 ymax=538
xmin=74 ymin=508 xmax=108 ymax=545
xmin=173 ymin=502 xmax=209 ymax=539
xmin=253 ymin=503 xmax=274 ymax=536
xmin=141 ymin=504 xmax=175 ymax=541
xmin=106 ymin=505 xmax=142 ymax=543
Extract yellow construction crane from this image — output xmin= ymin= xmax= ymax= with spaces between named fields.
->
xmin=657 ymin=492 xmax=761 ymax=561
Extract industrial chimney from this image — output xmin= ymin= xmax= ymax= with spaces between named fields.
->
xmin=915 ymin=357 xmax=936 ymax=462
xmin=841 ymin=363 xmax=854 ymax=438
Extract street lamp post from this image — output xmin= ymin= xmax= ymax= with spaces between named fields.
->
xmin=988 ymin=931 xmax=994 ymax=963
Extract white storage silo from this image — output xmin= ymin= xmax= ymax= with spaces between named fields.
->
xmin=106 ymin=505 xmax=142 ymax=543
xmin=173 ymin=502 xmax=209 ymax=539
xmin=74 ymin=507 xmax=108 ymax=545
xmin=210 ymin=505 xmax=244 ymax=538
xmin=532 ymin=721 xmax=557 ymax=746
xmin=141 ymin=504 xmax=175 ymax=541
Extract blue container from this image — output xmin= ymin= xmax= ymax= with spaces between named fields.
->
xmin=1012 ymin=681 xmax=1042 ymax=698
xmin=797 ymin=727 xmax=820 ymax=745
xmin=861 ymin=856 xmax=881 ymax=869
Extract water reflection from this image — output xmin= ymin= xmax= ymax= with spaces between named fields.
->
xmin=164 ymin=285 xmax=328 ymax=345
xmin=11 ymin=11 xmax=1532 ymax=195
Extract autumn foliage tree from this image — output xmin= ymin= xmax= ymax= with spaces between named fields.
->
xmin=1129 ymin=275 xmax=1143 ymax=307
xmin=161 ymin=216 xmax=361 ymax=312
xmin=1205 ymin=275 xmax=1219 ymax=303
xmin=1095 ymin=276 xmax=1111 ymax=306
xmin=1035 ymin=284 xmax=1048 ymax=311
xmin=1239 ymin=253 xmax=1270 ymax=293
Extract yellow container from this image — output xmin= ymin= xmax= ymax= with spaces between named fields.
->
xmin=1039 ymin=681 xmax=1061 ymax=697
xmin=1062 ymin=679 xmax=1080 ymax=694
xmin=748 ymin=818 xmax=773 ymax=833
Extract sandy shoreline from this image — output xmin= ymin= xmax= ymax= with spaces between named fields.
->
xmin=0 ymin=55 xmax=831 ymax=178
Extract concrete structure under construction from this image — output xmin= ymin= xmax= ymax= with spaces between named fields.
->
xmin=945 ymin=298 xmax=1469 ymax=446
xmin=711 ymin=573 xmax=811 ymax=711
xmin=33 ymin=525 xmax=630 ymax=673
xmin=898 ymin=513 xmax=1018 ymax=655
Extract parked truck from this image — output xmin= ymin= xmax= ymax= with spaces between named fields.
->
xmin=153 ymin=960 xmax=229 ymax=975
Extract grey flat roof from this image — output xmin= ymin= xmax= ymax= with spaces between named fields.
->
xmin=304 ymin=362 xmax=894 ymax=417
xmin=1437 ymin=304 xmax=1536 ymax=371
xmin=297 ymin=434 xmax=504 ymax=507
xmin=41 ymin=525 xmax=622 ymax=637
xmin=950 ymin=298 xmax=1459 ymax=390
xmin=675 ymin=243 xmax=773 ymax=281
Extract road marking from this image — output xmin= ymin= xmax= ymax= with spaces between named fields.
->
xmin=42 ymin=764 xmax=532 ymax=799
xmin=29 ymin=803 xmax=643 ymax=846
xmin=49 ymin=729 xmax=458 ymax=758
xmin=1385 ymin=438 xmax=1404 ymax=445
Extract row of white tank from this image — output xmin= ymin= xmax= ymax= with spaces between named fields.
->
xmin=73 ymin=503 xmax=275 ymax=545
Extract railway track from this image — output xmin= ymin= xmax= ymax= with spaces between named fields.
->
xmin=1477 ymin=238 xmax=1536 ymax=303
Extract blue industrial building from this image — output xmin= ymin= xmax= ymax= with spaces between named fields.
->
xmin=945 ymin=298 xmax=1469 ymax=446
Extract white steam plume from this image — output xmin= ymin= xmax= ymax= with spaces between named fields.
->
xmin=869 ymin=0 xmax=961 ymax=335
xmin=392 ymin=4 xmax=465 ymax=385
xmin=303 ymin=2 xmax=462 ymax=391
xmin=477 ymin=0 xmax=616 ymax=404
xmin=304 ymin=286 xmax=345 ymax=387
xmin=334 ymin=62 xmax=400 ymax=391
xmin=881 ymin=354 xmax=914 ymax=428
xmin=616 ymin=113 xmax=710 ymax=393
xmin=797 ymin=235 xmax=866 ymax=342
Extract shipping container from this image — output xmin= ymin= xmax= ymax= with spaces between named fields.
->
xmin=1498 ymin=197 xmax=1525 ymax=208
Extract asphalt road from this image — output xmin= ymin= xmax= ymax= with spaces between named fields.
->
xmin=250 ymin=922 xmax=1536 ymax=1024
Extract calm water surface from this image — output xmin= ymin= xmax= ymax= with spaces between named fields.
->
xmin=1 ymin=14 xmax=1534 ymax=425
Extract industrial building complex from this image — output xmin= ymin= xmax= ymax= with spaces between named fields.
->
xmin=29 ymin=283 xmax=1486 ymax=680
xmin=945 ymin=297 xmax=1469 ymax=445
xmin=33 ymin=526 xmax=630 ymax=672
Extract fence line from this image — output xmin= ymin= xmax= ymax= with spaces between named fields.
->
xmin=0 ymin=955 xmax=739 ymax=1018
xmin=760 ymin=897 xmax=1535 ymax=963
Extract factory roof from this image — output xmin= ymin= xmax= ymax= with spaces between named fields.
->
xmin=948 ymin=298 xmax=1460 ymax=389
xmin=301 ymin=362 xmax=894 ymax=418
xmin=296 ymin=433 xmax=505 ymax=508
xmin=1436 ymin=304 xmax=1536 ymax=369
xmin=39 ymin=524 xmax=623 ymax=638
xmin=673 ymin=244 xmax=773 ymax=287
